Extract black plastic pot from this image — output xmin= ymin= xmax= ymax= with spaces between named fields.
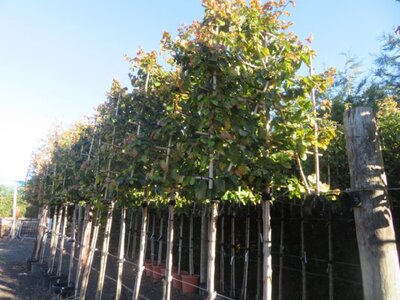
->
xmin=27 ymin=258 xmax=39 ymax=271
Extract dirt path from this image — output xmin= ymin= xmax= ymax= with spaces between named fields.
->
xmin=0 ymin=238 xmax=51 ymax=300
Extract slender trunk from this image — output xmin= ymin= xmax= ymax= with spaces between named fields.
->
xmin=207 ymin=200 xmax=218 ymax=300
xmin=162 ymin=202 xmax=175 ymax=300
xmin=328 ymin=204 xmax=333 ymax=300
xmin=158 ymin=217 xmax=164 ymax=265
xmin=200 ymin=205 xmax=208 ymax=285
xmin=131 ymin=211 xmax=139 ymax=259
xmin=95 ymin=201 xmax=115 ymax=300
xmin=80 ymin=209 xmax=100 ymax=299
xmin=35 ymin=205 xmax=48 ymax=260
xmin=56 ymin=205 xmax=68 ymax=276
xmin=74 ymin=205 xmax=94 ymax=298
xmin=47 ymin=207 xmax=58 ymax=273
xmin=132 ymin=204 xmax=149 ymax=300
xmin=301 ymin=201 xmax=306 ymax=300
xmin=50 ymin=206 xmax=63 ymax=273
xmin=219 ymin=212 xmax=225 ymax=293
xmin=151 ymin=214 xmax=156 ymax=263
xmin=126 ymin=209 xmax=134 ymax=259
xmin=177 ymin=215 xmax=183 ymax=274
xmin=262 ymin=199 xmax=272 ymax=300
xmin=77 ymin=205 xmax=84 ymax=247
xmin=189 ymin=211 xmax=194 ymax=275
xmin=68 ymin=204 xmax=78 ymax=286
xmin=115 ymin=205 xmax=127 ymax=300
xmin=230 ymin=209 xmax=236 ymax=298
xmin=344 ymin=107 xmax=400 ymax=300
xmin=278 ymin=204 xmax=285 ymax=300
xmin=241 ymin=206 xmax=250 ymax=300
xmin=256 ymin=208 xmax=262 ymax=300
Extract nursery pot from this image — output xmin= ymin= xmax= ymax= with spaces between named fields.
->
xmin=172 ymin=270 xmax=188 ymax=290
xmin=181 ymin=274 xmax=200 ymax=294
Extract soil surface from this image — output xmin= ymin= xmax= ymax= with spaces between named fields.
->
xmin=0 ymin=238 xmax=203 ymax=300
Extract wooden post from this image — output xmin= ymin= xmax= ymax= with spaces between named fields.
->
xmin=262 ymin=194 xmax=272 ymax=300
xmin=162 ymin=200 xmax=175 ymax=300
xmin=132 ymin=202 xmax=149 ymax=300
xmin=344 ymin=107 xmax=400 ymax=300
xmin=115 ymin=205 xmax=127 ymax=300
xmin=95 ymin=201 xmax=115 ymax=300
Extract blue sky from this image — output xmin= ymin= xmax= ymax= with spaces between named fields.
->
xmin=0 ymin=0 xmax=398 ymax=181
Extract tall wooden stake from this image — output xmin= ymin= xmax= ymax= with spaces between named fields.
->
xmin=132 ymin=203 xmax=149 ymax=300
xmin=344 ymin=107 xmax=400 ymax=300
xmin=115 ymin=205 xmax=127 ymax=300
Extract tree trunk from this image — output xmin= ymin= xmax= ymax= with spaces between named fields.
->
xmin=200 ymin=205 xmax=208 ymax=287
xmin=50 ymin=206 xmax=63 ymax=273
xmin=300 ymin=201 xmax=306 ymax=300
xmin=177 ymin=215 xmax=183 ymax=274
xmin=230 ymin=209 xmax=236 ymax=298
xmin=240 ymin=206 xmax=250 ymax=300
xmin=278 ymin=204 xmax=285 ymax=300
xmin=256 ymin=208 xmax=262 ymax=300
xmin=162 ymin=202 xmax=175 ymax=300
xmin=206 ymin=201 xmax=218 ymax=300
xmin=219 ymin=211 xmax=225 ymax=293
xmin=151 ymin=214 xmax=156 ymax=263
xmin=157 ymin=217 xmax=164 ymax=265
xmin=68 ymin=204 xmax=78 ymax=286
xmin=115 ymin=205 xmax=127 ymax=300
xmin=80 ymin=209 xmax=100 ymax=299
xmin=47 ymin=207 xmax=59 ymax=273
xmin=95 ymin=201 xmax=115 ymax=300
xmin=189 ymin=211 xmax=194 ymax=275
xmin=344 ymin=107 xmax=400 ymax=300
xmin=131 ymin=211 xmax=139 ymax=259
xmin=126 ymin=208 xmax=134 ymax=259
xmin=57 ymin=205 xmax=68 ymax=276
xmin=74 ymin=205 xmax=94 ymax=298
xmin=328 ymin=203 xmax=333 ymax=300
xmin=262 ymin=199 xmax=272 ymax=300
xmin=132 ymin=204 xmax=149 ymax=300
xmin=34 ymin=205 xmax=48 ymax=260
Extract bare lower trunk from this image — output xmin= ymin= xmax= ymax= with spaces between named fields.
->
xmin=177 ymin=215 xmax=183 ymax=274
xmin=262 ymin=199 xmax=272 ymax=300
xmin=34 ymin=205 xmax=48 ymax=260
xmin=157 ymin=217 xmax=164 ymax=265
xmin=200 ymin=205 xmax=208 ymax=286
xmin=68 ymin=204 xmax=78 ymax=286
xmin=301 ymin=202 xmax=306 ymax=300
xmin=132 ymin=204 xmax=149 ymax=300
xmin=57 ymin=205 xmax=68 ymax=276
xmin=131 ymin=211 xmax=139 ymax=259
xmin=50 ymin=206 xmax=63 ymax=273
xmin=95 ymin=201 xmax=115 ymax=300
xmin=219 ymin=212 xmax=225 ymax=293
xmin=115 ymin=205 xmax=127 ymax=300
xmin=241 ymin=206 xmax=250 ymax=300
xmin=230 ymin=209 xmax=236 ymax=298
xmin=189 ymin=211 xmax=194 ymax=275
xmin=278 ymin=204 xmax=285 ymax=300
xmin=162 ymin=202 xmax=175 ymax=300
xmin=207 ymin=201 xmax=218 ymax=300
xmin=80 ymin=210 xmax=100 ymax=299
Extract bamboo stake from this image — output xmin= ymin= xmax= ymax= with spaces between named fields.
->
xmin=56 ymin=205 xmax=68 ymax=276
xmin=131 ymin=212 xmax=139 ymax=259
xmin=230 ymin=209 xmax=236 ymax=298
xmin=157 ymin=217 xmax=164 ymax=265
xmin=132 ymin=202 xmax=149 ymax=300
xmin=68 ymin=204 xmax=78 ymax=286
xmin=240 ymin=206 xmax=250 ymax=300
xmin=278 ymin=204 xmax=285 ymax=300
xmin=80 ymin=209 xmax=101 ymax=299
xmin=115 ymin=205 xmax=127 ymax=300
xmin=162 ymin=199 xmax=175 ymax=300
xmin=95 ymin=201 xmax=115 ymax=300
xmin=219 ymin=208 xmax=225 ymax=293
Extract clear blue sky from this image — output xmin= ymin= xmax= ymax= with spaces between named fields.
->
xmin=0 ymin=0 xmax=398 ymax=181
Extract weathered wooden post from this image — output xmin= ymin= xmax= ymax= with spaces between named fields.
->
xmin=344 ymin=107 xmax=400 ymax=300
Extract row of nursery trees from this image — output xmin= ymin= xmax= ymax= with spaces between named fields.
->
xmin=24 ymin=0 xmax=400 ymax=299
